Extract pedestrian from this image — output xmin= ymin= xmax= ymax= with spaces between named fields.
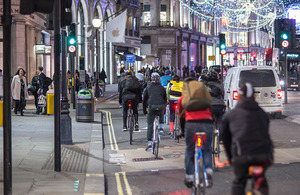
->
xmin=99 ymin=68 xmax=107 ymax=92
xmin=11 ymin=67 xmax=29 ymax=116
xmin=222 ymin=83 xmax=273 ymax=195
xmin=67 ymin=70 xmax=71 ymax=94
xmin=35 ymin=66 xmax=49 ymax=115
xmin=31 ymin=72 xmax=39 ymax=109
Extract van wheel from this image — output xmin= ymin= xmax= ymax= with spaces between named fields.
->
xmin=274 ymin=111 xmax=282 ymax=119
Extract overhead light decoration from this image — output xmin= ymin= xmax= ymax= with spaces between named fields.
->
xmin=178 ymin=0 xmax=286 ymax=33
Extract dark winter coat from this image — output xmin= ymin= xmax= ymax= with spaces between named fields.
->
xmin=119 ymin=77 xmax=142 ymax=104
xmin=143 ymin=82 xmax=167 ymax=113
xmin=222 ymin=98 xmax=273 ymax=162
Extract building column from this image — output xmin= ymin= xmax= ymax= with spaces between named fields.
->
xmin=11 ymin=16 xmax=26 ymax=74
xmin=152 ymin=0 xmax=160 ymax=26
xmin=26 ymin=26 xmax=36 ymax=81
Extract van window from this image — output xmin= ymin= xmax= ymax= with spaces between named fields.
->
xmin=239 ymin=70 xmax=276 ymax=87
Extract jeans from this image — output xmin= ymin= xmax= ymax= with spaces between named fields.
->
xmin=147 ymin=105 xmax=165 ymax=141
xmin=185 ymin=121 xmax=213 ymax=175
xmin=169 ymin=100 xmax=177 ymax=122
xmin=232 ymin=154 xmax=272 ymax=195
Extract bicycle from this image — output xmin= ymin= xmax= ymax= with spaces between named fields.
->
xmin=173 ymin=103 xmax=181 ymax=142
xmin=247 ymin=165 xmax=266 ymax=195
xmin=192 ymin=132 xmax=208 ymax=195
xmin=127 ymin=101 xmax=134 ymax=145
xmin=152 ymin=108 xmax=162 ymax=159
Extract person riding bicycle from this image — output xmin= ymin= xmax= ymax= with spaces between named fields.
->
xmin=178 ymin=77 xmax=214 ymax=189
xmin=143 ymin=72 xmax=167 ymax=152
xmin=222 ymin=83 xmax=273 ymax=195
xmin=160 ymin=70 xmax=172 ymax=88
xmin=202 ymin=69 xmax=225 ymax=132
xmin=166 ymin=75 xmax=183 ymax=136
xmin=119 ymin=70 xmax=142 ymax=131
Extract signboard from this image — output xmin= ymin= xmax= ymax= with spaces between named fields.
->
xmin=126 ymin=54 xmax=135 ymax=63
xmin=208 ymin=56 xmax=215 ymax=61
xmin=35 ymin=45 xmax=52 ymax=54
xmin=68 ymin=45 xmax=76 ymax=53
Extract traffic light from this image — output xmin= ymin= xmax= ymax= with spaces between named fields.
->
xmin=61 ymin=0 xmax=73 ymax=27
xmin=20 ymin=0 xmax=54 ymax=14
xmin=275 ymin=19 xmax=296 ymax=49
xmin=219 ymin=33 xmax=226 ymax=54
xmin=67 ymin=23 xmax=76 ymax=53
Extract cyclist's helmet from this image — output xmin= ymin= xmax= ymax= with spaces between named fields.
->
xmin=206 ymin=69 xmax=218 ymax=81
xmin=125 ymin=69 xmax=132 ymax=76
xmin=239 ymin=82 xmax=254 ymax=99
xmin=151 ymin=72 xmax=160 ymax=83
xmin=165 ymin=70 xmax=171 ymax=75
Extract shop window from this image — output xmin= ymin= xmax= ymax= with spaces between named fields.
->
xmin=143 ymin=5 xmax=151 ymax=26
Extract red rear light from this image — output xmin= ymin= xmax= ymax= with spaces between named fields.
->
xmin=197 ymin=136 xmax=202 ymax=147
xmin=128 ymin=103 xmax=132 ymax=107
xmin=174 ymin=104 xmax=179 ymax=109
xmin=252 ymin=68 xmax=257 ymax=70
xmin=277 ymin=89 xmax=282 ymax=99
xmin=233 ymin=91 xmax=239 ymax=100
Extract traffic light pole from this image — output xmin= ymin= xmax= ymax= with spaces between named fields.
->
xmin=284 ymin=48 xmax=288 ymax=104
xmin=70 ymin=53 xmax=76 ymax=109
xmin=54 ymin=0 xmax=61 ymax=172
xmin=61 ymin=29 xmax=72 ymax=145
xmin=2 ymin=0 xmax=12 ymax=193
xmin=221 ymin=54 xmax=224 ymax=82
xmin=94 ymin=28 xmax=100 ymax=98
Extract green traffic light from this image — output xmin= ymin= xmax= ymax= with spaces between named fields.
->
xmin=220 ymin=44 xmax=226 ymax=50
xmin=69 ymin=38 xmax=76 ymax=45
xmin=281 ymin=33 xmax=288 ymax=40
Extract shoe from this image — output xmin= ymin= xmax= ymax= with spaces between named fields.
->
xmin=206 ymin=173 xmax=213 ymax=188
xmin=134 ymin=123 xmax=139 ymax=131
xmin=42 ymin=112 xmax=47 ymax=115
xmin=184 ymin=178 xmax=193 ymax=188
xmin=14 ymin=109 xmax=17 ymax=115
xmin=21 ymin=112 xmax=24 ymax=116
xmin=122 ymin=126 xmax=128 ymax=131
xmin=169 ymin=132 xmax=174 ymax=137
xmin=145 ymin=145 xmax=153 ymax=152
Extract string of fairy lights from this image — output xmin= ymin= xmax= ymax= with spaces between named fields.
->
xmin=178 ymin=0 xmax=290 ymax=33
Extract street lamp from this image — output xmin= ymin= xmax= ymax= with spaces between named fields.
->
xmin=92 ymin=18 xmax=101 ymax=98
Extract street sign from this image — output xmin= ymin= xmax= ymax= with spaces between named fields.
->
xmin=126 ymin=54 xmax=135 ymax=63
xmin=282 ymin=40 xmax=289 ymax=48
xmin=68 ymin=45 xmax=76 ymax=53
xmin=209 ymin=56 xmax=215 ymax=61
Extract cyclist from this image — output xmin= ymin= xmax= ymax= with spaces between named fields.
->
xmin=222 ymin=83 xmax=273 ymax=195
xmin=119 ymin=70 xmax=142 ymax=131
xmin=160 ymin=70 xmax=172 ymax=88
xmin=143 ymin=72 xmax=167 ymax=152
xmin=202 ymin=69 xmax=225 ymax=132
xmin=166 ymin=75 xmax=183 ymax=136
xmin=178 ymin=77 xmax=214 ymax=189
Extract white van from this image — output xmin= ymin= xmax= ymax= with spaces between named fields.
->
xmin=223 ymin=66 xmax=283 ymax=118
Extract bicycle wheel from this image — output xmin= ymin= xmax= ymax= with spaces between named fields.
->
xmin=193 ymin=149 xmax=205 ymax=195
xmin=212 ymin=129 xmax=220 ymax=171
xmin=153 ymin=118 xmax=159 ymax=158
xmin=174 ymin=111 xmax=178 ymax=140
xmin=154 ymin=124 xmax=160 ymax=159
xmin=128 ymin=110 xmax=134 ymax=145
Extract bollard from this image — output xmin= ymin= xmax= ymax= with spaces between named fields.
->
xmin=0 ymin=101 xmax=2 ymax=126
xmin=47 ymin=94 xmax=54 ymax=115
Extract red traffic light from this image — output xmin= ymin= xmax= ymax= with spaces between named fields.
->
xmin=252 ymin=53 xmax=257 ymax=58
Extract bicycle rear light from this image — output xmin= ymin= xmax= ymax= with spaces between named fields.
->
xmin=197 ymin=136 xmax=202 ymax=147
xmin=249 ymin=166 xmax=263 ymax=176
xmin=174 ymin=104 xmax=179 ymax=109
xmin=128 ymin=103 xmax=132 ymax=107
xmin=233 ymin=91 xmax=239 ymax=100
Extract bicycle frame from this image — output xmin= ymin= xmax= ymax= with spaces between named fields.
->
xmin=173 ymin=102 xmax=181 ymax=142
xmin=127 ymin=101 xmax=134 ymax=145
xmin=247 ymin=165 xmax=265 ymax=195
xmin=152 ymin=115 xmax=160 ymax=158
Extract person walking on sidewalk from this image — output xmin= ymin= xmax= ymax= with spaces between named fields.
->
xmin=143 ymin=72 xmax=167 ymax=152
xmin=222 ymin=83 xmax=273 ymax=195
xmin=11 ymin=67 xmax=30 ymax=116
xmin=99 ymin=68 xmax=107 ymax=92
xmin=31 ymin=72 xmax=39 ymax=109
xmin=35 ymin=66 xmax=48 ymax=115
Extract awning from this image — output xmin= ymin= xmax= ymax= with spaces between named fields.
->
xmin=116 ymin=50 xmax=143 ymax=61
xmin=265 ymin=48 xmax=272 ymax=61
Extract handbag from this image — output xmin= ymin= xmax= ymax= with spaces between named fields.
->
xmin=38 ymin=95 xmax=47 ymax=107
xmin=28 ymin=84 xmax=37 ymax=92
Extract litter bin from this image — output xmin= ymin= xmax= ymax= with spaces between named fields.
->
xmin=76 ymin=89 xmax=94 ymax=122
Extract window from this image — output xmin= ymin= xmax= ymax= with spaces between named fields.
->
xmin=142 ymin=36 xmax=151 ymax=44
xmin=143 ymin=5 xmax=151 ymax=26
xmin=160 ymin=4 xmax=167 ymax=21
xmin=239 ymin=70 xmax=276 ymax=87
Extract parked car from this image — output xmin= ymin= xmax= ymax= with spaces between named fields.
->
xmin=223 ymin=66 xmax=283 ymax=119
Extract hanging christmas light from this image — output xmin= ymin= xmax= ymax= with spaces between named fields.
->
xmin=178 ymin=0 xmax=286 ymax=33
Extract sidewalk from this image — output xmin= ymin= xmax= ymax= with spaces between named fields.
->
xmin=0 ymin=84 xmax=119 ymax=194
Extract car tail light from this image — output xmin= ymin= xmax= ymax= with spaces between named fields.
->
xmin=233 ymin=91 xmax=239 ymax=100
xmin=277 ymin=89 xmax=282 ymax=99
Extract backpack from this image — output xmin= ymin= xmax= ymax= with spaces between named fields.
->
xmin=44 ymin=77 xmax=52 ymax=88
xmin=124 ymin=77 xmax=140 ymax=93
xmin=181 ymin=80 xmax=212 ymax=112
xmin=169 ymin=80 xmax=183 ymax=96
